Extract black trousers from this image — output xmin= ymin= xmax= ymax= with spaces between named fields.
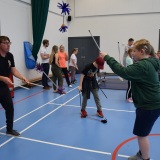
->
xmin=41 ymin=63 xmax=50 ymax=87
xmin=61 ymin=67 xmax=71 ymax=86
xmin=126 ymin=80 xmax=132 ymax=99
xmin=0 ymin=85 xmax=14 ymax=131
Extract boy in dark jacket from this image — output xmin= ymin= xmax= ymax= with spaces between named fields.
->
xmin=78 ymin=56 xmax=104 ymax=118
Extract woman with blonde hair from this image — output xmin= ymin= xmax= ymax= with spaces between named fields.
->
xmin=49 ymin=45 xmax=65 ymax=94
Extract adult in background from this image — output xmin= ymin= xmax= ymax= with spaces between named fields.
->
xmin=49 ymin=45 xmax=65 ymax=94
xmin=58 ymin=45 xmax=72 ymax=87
xmin=123 ymin=38 xmax=134 ymax=66
xmin=69 ymin=48 xmax=78 ymax=84
xmin=40 ymin=39 xmax=51 ymax=90
xmin=0 ymin=36 xmax=29 ymax=136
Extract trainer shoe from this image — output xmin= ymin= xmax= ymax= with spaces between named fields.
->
xmin=127 ymin=98 xmax=133 ymax=103
xmin=6 ymin=130 xmax=20 ymax=136
xmin=68 ymin=85 xmax=72 ymax=88
xmin=81 ymin=109 xmax=88 ymax=117
xmin=128 ymin=151 xmax=142 ymax=160
xmin=97 ymin=110 xmax=104 ymax=118
xmin=58 ymin=90 xmax=66 ymax=94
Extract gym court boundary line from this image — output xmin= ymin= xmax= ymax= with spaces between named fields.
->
xmin=49 ymin=103 xmax=135 ymax=113
xmin=0 ymin=91 xmax=79 ymax=148
xmin=0 ymin=87 xmax=78 ymax=130
xmin=0 ymin=89 xmax=45 ymax=110
xmin=112 ymin=133 xmax=160 ymax=160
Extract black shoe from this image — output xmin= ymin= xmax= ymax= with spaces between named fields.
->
xmin=6 ymin=130 xmax=20 ymax=136
xmin=43 ymin=86 xmax=50 ymax=90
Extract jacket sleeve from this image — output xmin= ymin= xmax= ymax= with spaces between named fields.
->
xmin=104 ymin=55 xmax=144 ymax=81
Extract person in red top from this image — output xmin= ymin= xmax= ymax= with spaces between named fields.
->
xmin=58 ymin=45 xmax=72 ymax=87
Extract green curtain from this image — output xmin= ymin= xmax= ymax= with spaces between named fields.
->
xmin=31 ymin=0 xmax=50 ymax=61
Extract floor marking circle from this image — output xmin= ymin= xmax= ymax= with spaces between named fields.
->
xmin=112 ymin=133 xmax=160 ymax=160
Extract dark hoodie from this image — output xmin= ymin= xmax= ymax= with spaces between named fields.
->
xmin=104 ymin=55 xmax=160 ymax=110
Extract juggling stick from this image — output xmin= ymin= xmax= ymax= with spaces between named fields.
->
xmin=98 ymin=85 xmax=107 ymax=99
xmin=88 ymin=30 xmax=101 ymax=52
xmin=41 ymin=72 xmax=65 ymax=94
xmin=18 ymin=79 xmax=43 ymax=88
xmin=88 ymin=30 xmax=123 ymax=81
xmin=118 ymin=42 xmax=121 ymax=64
xmin=35 ymin=63 xmax=65 ymax=94
xmin=13 ymin=83 xmax=30 ymax=90
xmin=29 ymin=82 xmax=43 ymax=87
xmin=117 ymin=42 xmax=124 ymax=81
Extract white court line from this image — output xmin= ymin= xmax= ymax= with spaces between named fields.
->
xmin=49 ymin=103 xmax=135 ymax=113
xmin=0 ymin=87 xmax=78 ymax=130
xmin=0 ymin=93 xmax=79 ymax=148
xmin=19 ymin=94 xmax=79 ymax=134
xmin=0 ymin=131 xmax=111 ymax=155
xmin=19 ymin=136 xmax=111 ymax=155
xmin=0 ymin=131 xmax=154 ymax=160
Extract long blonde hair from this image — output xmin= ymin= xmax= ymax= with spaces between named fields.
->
xmin=49 ymin=45 xmax=58 ymax=64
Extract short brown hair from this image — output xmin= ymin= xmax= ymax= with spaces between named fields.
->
xmin=72 ymin=48 xmax=78 ymax=53
xmin=0 ymin=36 xmax=10 ymax=43
xmin=42 ymin=39 xmax=49 ymax=45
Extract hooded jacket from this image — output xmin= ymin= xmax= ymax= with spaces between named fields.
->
xmin=104 ymin=55 xmax=160 ymax=110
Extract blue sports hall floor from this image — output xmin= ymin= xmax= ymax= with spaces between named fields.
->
xmin=0 ymin=75 xmax=159 ymax=160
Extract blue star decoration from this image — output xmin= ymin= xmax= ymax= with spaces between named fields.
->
xmin=59 ymin=24 xmax=68 ymax=33
xmin=57 ymin=1 xmax=71 ymax=15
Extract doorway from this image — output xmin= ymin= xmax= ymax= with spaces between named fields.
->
xmin=68 ymin=36 xmax=100 ymax=73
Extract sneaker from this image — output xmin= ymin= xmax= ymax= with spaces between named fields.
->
xmin=97 ymin=110 xmax=104 ymax=118
xmin=81 ymin=109 xmax=88 ymax=118
xmin=128 ymin=151 xmax=142 ymax=160
xmin=6 ymin=130 xmax=20 ymax=136
xmin=68 ymin=85 xmax=72 ymax=88
xmin=57 ymin=90 xmax=66 ymax=94
xmin=127 ymin=98 xmax=133 ymax=103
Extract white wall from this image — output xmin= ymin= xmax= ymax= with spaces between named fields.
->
xmin=0 ymin=0 xmax=160 ymax=81
xmin=68 ymin=0 xmax=160 ymax=72
xmin=0 ymin=0 xmax=68 ymax=85
xmin=75 ymin=0 xmax=160 ymax=17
